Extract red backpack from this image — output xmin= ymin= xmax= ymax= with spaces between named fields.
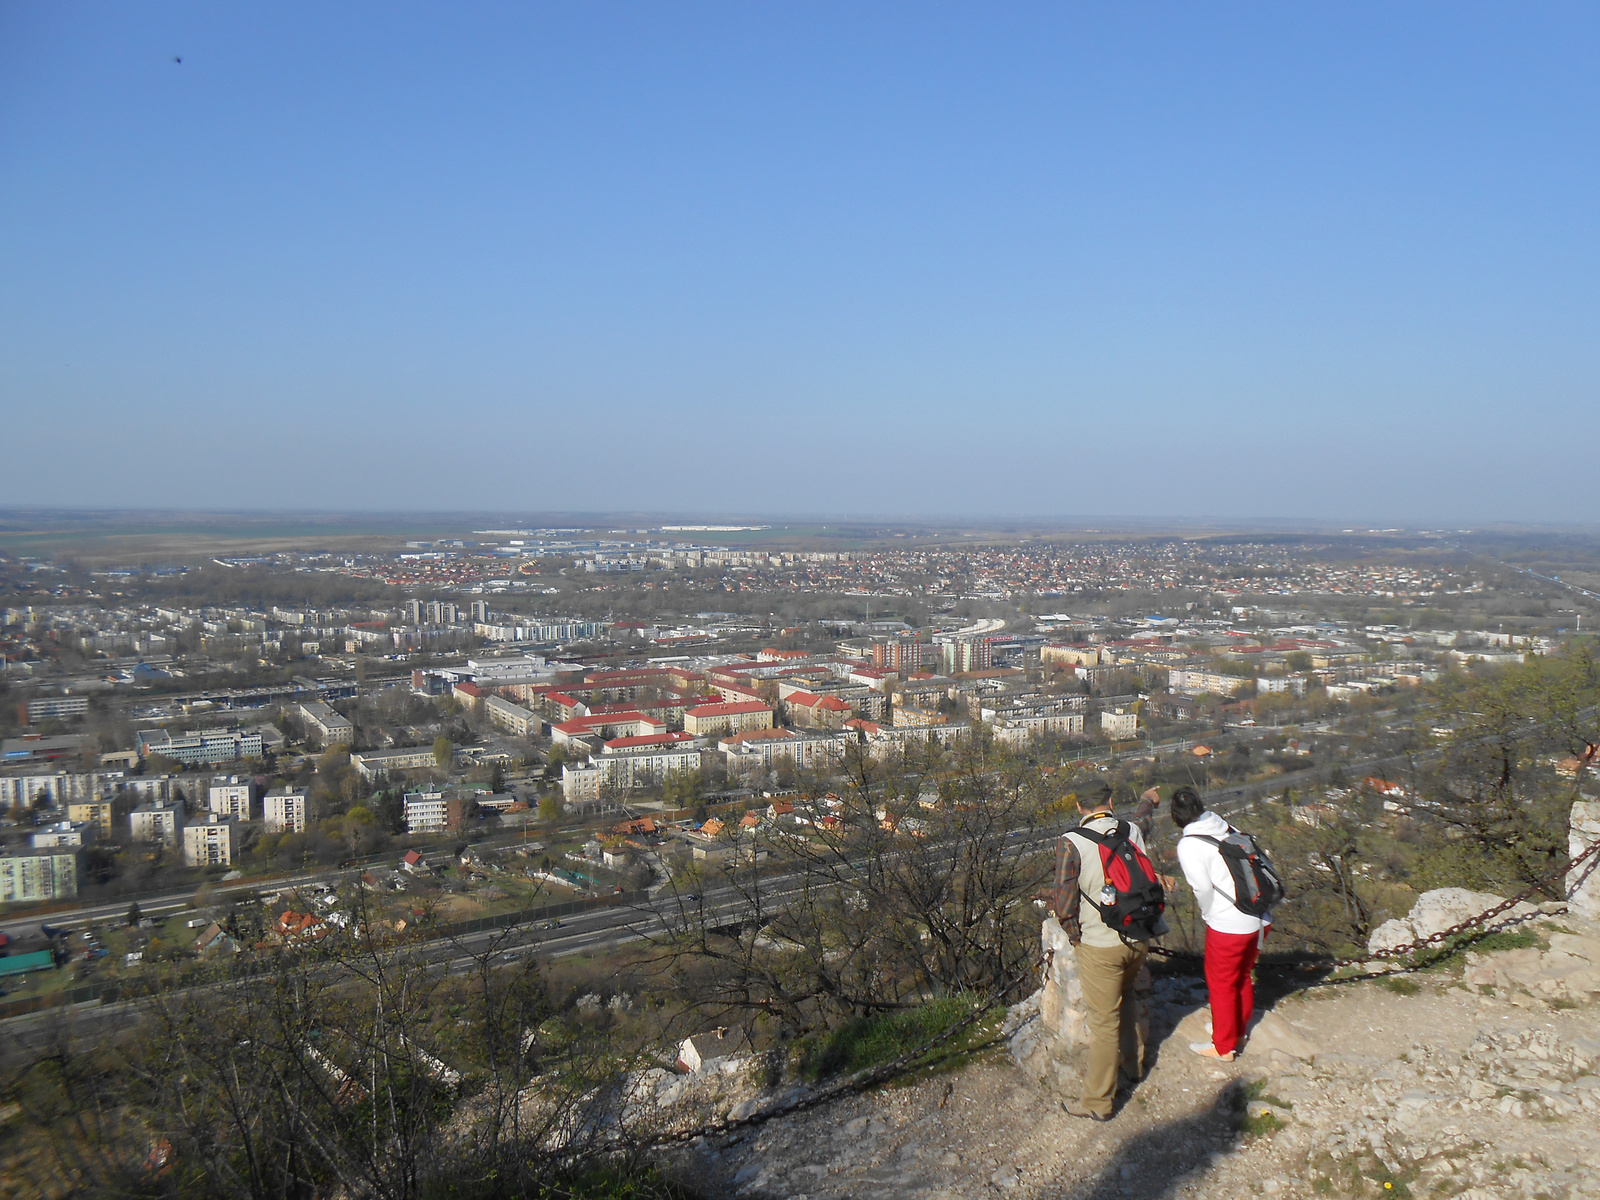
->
xmin=1074 ymin=821 xmax=1167 ymax=940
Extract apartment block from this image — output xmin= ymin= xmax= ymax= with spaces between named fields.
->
xmin=298 ymin=701 xmax=353 ymax=745
xmin=208 ymin=777 xmax=253 ymax=820
xmin=403 ymin=790 xmax=447 ymax=834
xmin=183 ymin=813 xmax=240 ymax=867
xmin=130 ymin=801 xmax=184 ymax=845
xmin=683 ymin=700 xmax=774 ymax=738
xmin=263 ymin=790 xmax=308 ymax=833
xmin=0 ymin=847 xmax=78 ymax=902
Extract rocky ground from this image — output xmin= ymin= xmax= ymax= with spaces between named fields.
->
xmin=660 ymin=906 xmax=1600 ymax=1199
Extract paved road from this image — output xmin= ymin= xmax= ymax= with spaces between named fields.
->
xmin=0 ymin=739 xmax=1387 ymax=1058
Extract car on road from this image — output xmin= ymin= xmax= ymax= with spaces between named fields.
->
xmin=540 ymin=919 xmax=562 ymax=930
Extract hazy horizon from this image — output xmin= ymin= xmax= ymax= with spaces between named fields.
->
xmin=4 ymin=4 xmax=1599 ymax=522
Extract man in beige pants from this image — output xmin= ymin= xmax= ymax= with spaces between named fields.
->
xmin=1049 ymin=785 xmax=1162 ymax=1121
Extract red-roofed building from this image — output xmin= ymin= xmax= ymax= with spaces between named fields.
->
xmin=684 ymin=700 xmax=774 ymax=738
xmin=785 ymin=690 xmax=853 ymax=730
xmin=276 ymin=911 xmax=326 ymax=942
xmin=453 ymin=681 xmax=483 ymax=705
xmin=602 ymin=731 xmax=699 ymax=752
xmin=551 ymin=712 xmax=667 ymax=747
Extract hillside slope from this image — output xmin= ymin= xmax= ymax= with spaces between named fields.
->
xmin=675 ymin=913 xmax=1600 ymax=1199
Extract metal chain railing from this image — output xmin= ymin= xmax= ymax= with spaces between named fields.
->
xmin=1144 ymin=827 xmax=1600 ymax=974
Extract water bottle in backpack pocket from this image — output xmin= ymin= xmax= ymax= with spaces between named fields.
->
xmin=1187 ymin=827 xmax=1286 ymax=917
xmin=1074 ymin=821 xmax=1167 ymax=940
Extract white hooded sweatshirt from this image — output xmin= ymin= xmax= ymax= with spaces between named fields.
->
xmin=1176 ymin=810 xmax=1267 ymax=936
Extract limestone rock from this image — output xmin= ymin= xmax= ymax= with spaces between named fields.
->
xmin=1408 ymin=888 xmax=1536 ymax=939
xmin=1037 ymin=915 xmax=1087 ymax=1047
xmin=1368 ymin=918 xmax=1415 ymax=955
xmin=1570 ymin=800 xmax=1600 ymax=921
xmin=1248 ymin=1011 xmax=1320 ymax=1061
xmin=1366 ymin=887 xmax=1538 ymax=955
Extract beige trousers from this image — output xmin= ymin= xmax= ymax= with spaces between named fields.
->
xmin=1073 ymin=940 xmax=1148 ymax=1115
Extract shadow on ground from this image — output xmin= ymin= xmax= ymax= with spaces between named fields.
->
xmin=1040 ymin=1081 xmax=1249 ymax=1200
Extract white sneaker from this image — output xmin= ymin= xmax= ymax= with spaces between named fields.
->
xmin=1189 ymin=1041 xmax=1235 ymax=1061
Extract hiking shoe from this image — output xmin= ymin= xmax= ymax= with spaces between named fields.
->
xmin=1189 ymin=1041 xmax=1236 ymax=1061
xmin=1062 ymin=1100 xmax=1110 ymax=1122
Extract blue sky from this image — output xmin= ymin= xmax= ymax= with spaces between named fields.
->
xmin=1 ymin=4 xmax=1597 ymax=522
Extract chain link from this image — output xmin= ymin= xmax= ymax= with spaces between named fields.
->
xmin=1145 ymin=832 xmax=1600 ymax=972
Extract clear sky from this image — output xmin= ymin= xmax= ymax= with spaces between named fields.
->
xmin=1 ymin=4 xmax=1597 ymax=523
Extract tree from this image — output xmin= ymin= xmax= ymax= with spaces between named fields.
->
xmin=538 ymin=794 xmax=563 ymax=822
xmin=1418 ymin=646 xmax=1600 ymax=895
xmin=126 ymin=902 xmax=142 ymax=927
xmin=342 ymin=805 xmax=377 ymax=858
xmin=434 ymin=734 xmax=454 ymax=768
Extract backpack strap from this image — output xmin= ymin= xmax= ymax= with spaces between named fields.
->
xmin=1072 ymin=820 xmax=1129 ymax=848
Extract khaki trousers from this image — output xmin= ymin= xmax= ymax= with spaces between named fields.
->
xmin=1074 ymin=940 xmax=1148 ymax=1116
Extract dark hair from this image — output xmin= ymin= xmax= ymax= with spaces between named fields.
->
xmin=1170 ymin=786 xmax=1206 ymax=828
xmin=1079 ymin=782 xmax=1114 ymax=809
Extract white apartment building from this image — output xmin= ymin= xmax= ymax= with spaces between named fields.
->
xmin=183 ymin=813 xmax=240 ymax=867
xmin=0 ymin=848 xmax=78 ymax=902
xmin=130 ymin=801 xmax=184 ymax=845
xmin=124 ymin=775 xmax=179 ymax=803
xmin=0 ymin=770 xmax=126 ymax=811
xmin=484 ymin=695 xmax=538 ymax=737
xmin=30 ymin=820 xmax=91 ymax=849
xmin=595 ymin=745 xmax=702 ymax=791
xmin=403 ymin=791 xmax=447 ymax=835
xmin=208 ymin=777 xmax=253 ymax=821
xmin=298 ymin=701 xmax=353 ymax=745
xmin=263 ymin=790 xmax=308 ymax=834
xmin=1101 ymin=709 xmax=1139 ymax=740
xmin=1166 ymin=669 xmax=1250 ymax=697
xmin=1256 ymin=676 xmax=1308 ymax=697
xmin=23 ymin=695 xmax=90 ymax=723
xmin=562 ymin=763 xmax=601 ymax=808
xmin=351 ymin=746 xmax=440 ymax=779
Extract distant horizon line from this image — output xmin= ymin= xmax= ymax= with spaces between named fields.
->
xmin=1 ymin=505 xmax=1594 ymax=533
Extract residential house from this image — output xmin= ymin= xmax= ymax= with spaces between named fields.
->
xmin=676 ymin=1026 xmax=751 ymax=1073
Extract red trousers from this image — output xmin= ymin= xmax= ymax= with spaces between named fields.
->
xmin=1204 ymin=926 xmax=1262 ymax=1055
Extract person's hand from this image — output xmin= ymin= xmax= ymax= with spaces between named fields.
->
xmin=1141 ymin=787 xmax=1162 ymax=804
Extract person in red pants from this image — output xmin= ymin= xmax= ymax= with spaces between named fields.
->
xmin=1172 ymin=787 xmax=1268 ymax=1059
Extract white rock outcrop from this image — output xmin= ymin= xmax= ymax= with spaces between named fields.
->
xmin=1367 ymin=888 xmax=1538 ymax=956
xmin=1569 ymin=799 xmax=1600 ymax=921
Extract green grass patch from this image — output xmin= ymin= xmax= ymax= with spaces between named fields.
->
xmin=1243 ymin=1077 xmax=1293 ymax=1109
xmin=1242 ymin=1109 xmax=1286 ymax=1137
xmin=1382 ymin=977 xmax=1422 ymax=996
xmin=799 ymin=993 xmax=993 ymax=1081
xmin=1471 ymin=929 xmax=1546 ymax=954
